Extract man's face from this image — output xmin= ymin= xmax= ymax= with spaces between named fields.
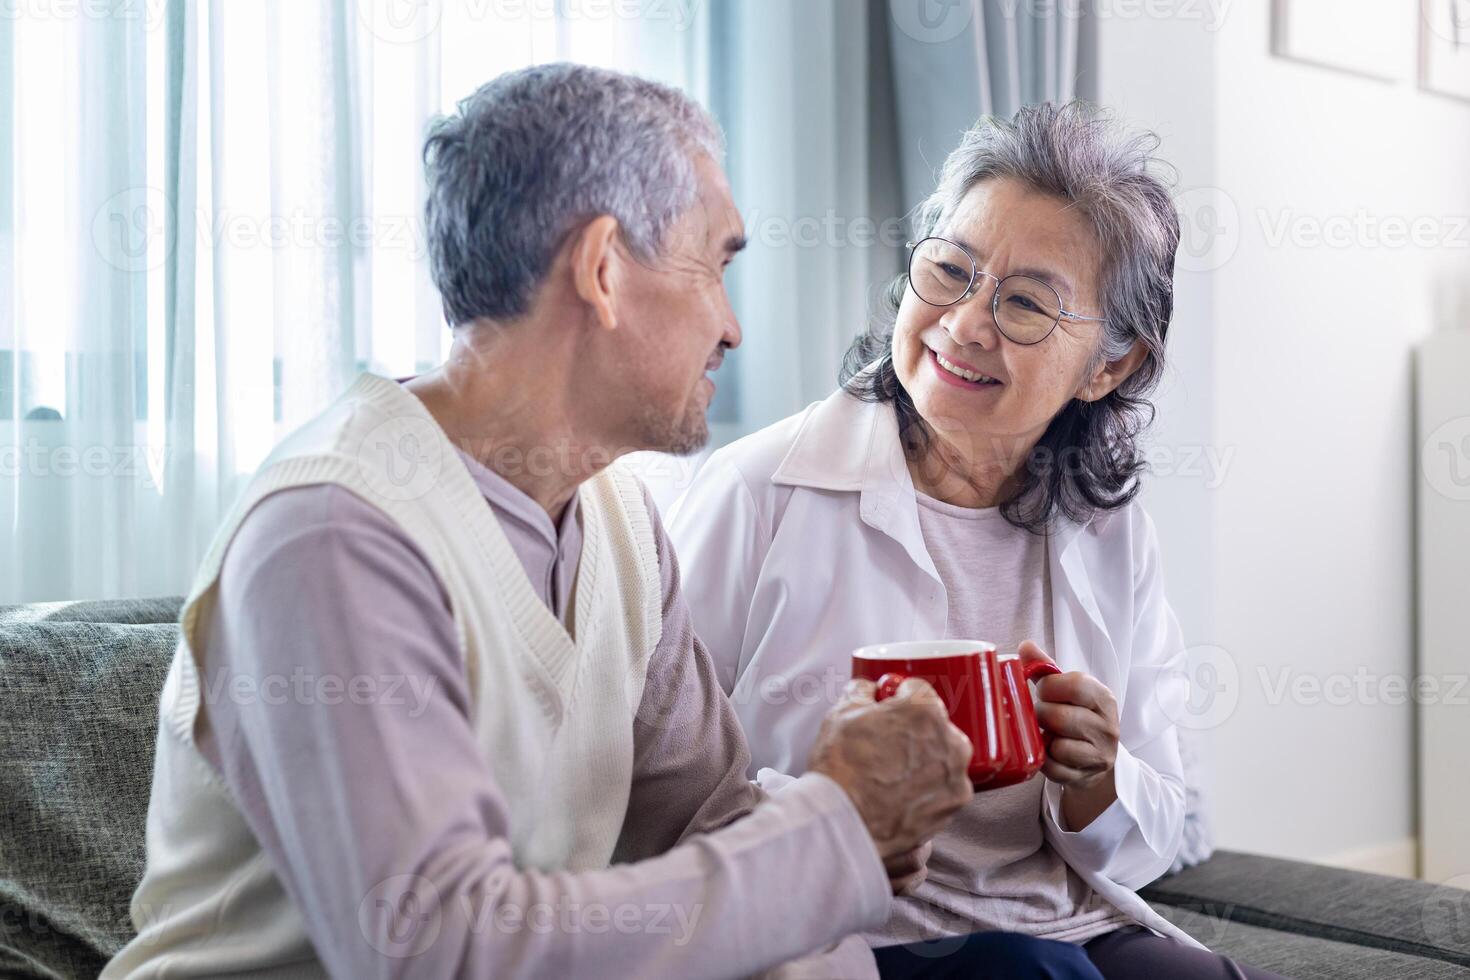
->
xmin=602 ymin=152 xmax=745 ymax=456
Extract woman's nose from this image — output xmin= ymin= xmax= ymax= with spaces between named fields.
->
xmin=940 ymin=289 xmax=1002 ymax=350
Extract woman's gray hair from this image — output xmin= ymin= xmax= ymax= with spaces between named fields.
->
xmin=423 ymin=62 xmax=723 ymax=326
xmin=842 ymin=100 xmax=1182 ymax=534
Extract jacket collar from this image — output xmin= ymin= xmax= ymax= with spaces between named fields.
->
xmin=771 ymin=382 xmax=1116 ymax=657
xmin=772 ymin=384 xmax=935 ymax=578
xmin=770 ymin=382 xmax=1103 ymax=555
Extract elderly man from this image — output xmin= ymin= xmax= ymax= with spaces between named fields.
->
xmin=101 ymin=64 xmax=990 ymax=979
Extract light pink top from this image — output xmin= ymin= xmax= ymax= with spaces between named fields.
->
xmin=868 ymin=492 xmax=1133 ymax=946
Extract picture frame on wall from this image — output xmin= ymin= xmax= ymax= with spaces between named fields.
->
xmin=1271 ymin=0 xmax=1416 ymax=82
xmin=1420 ymin=0 xmax=1470 ymax=100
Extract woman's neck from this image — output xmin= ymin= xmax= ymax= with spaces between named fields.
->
xmin=906 ymin=426 xmax=1034 ymax=509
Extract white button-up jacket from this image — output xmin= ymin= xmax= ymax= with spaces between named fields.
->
xmin=668 ymin=384 xmax=1204 ymax=949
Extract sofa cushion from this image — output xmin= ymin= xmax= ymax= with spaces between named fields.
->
xmin=0 ymin=601 xmax=181 ymax=979
xmin=1143 ymin=850 xmax=1470 ymax=974
xmin=0 ymin=596 xmax=183 ymax=627
xmin=1157 ymin=904 xmax=1470 ymax=979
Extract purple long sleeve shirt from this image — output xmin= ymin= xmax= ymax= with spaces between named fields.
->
xmin=190 ymin=442 xmax=890 ymax=979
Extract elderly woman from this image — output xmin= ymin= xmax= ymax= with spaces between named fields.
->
xmin=669 ymin=103 xmax=1283 ymax=979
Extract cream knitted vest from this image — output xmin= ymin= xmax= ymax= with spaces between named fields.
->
xmin=105 ymin=373 xmax=663 ymax=978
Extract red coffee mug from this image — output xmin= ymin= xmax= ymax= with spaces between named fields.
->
xmin=851 ymin=640 xmax=1062 ymax=790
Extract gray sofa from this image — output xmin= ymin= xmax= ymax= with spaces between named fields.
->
xmin=2 ymin=597 xmax=1467 ymax=979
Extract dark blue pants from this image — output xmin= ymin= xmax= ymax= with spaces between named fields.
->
xmin=874 ymin=926 xmax=1288 ymax=979
xmin=873 ymin=931 xmax=1105 ymax=980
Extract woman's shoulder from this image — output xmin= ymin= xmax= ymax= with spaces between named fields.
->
xmin=670 ymin=388 xmax=879 ymax=552
xmin=706 ymin=384 xmax=881 ymax=486
xmin=1070 ymin=495 xmax=1162 ymax=573
xmin=700 ymin=400 xmax=825 ymax=491
xmin=666 ymin=403 xmax=824 ymax=550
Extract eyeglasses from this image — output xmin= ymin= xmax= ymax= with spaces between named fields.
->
xmin=905 ymin=237 xmax=1107 ymax=346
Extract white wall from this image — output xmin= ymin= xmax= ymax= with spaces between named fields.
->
xmin=1097 ymin=3 xmax=1470 ymax=874
xmin=1084 ymin=0 xmax=1221 ymax=700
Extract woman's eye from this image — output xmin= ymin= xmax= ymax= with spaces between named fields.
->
xmin=940 ymin=263 xmax=967 ymax=281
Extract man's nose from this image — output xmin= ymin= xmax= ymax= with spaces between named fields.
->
xmin=721 ymin=307 xmax=743 ymax=351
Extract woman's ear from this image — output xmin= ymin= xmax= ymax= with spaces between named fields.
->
xmin=568 ymin=214 xmax=623 ymax=333
xmin=1077 ymin=340 xmax=1147 ymax=402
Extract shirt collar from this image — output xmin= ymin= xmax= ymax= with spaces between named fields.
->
xmin=453 ymin=445 xmax=581 ymax=555
xmin=768 ymin=381 xmax=1120 ymax=658
xmin=769 ymin=377 xmax=1104 ymax=558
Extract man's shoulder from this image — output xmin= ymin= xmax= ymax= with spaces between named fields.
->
xmin=223 ymin=483 xmax=430 ymax=592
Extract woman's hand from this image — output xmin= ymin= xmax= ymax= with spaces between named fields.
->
xmin=1019 ymin=640 xmax=1120 ymax=831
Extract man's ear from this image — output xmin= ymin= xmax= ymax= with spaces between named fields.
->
xmin=1077 ymin=339 xmax=1148 ymax=402
xmin=568 ymin=214 xmax=623 ymax=333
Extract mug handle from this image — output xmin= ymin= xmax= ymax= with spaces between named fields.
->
xmin=873 ymin=673 xmax=908 ymax=701
xmin=1023 ymin=658 xmax=1062 ymax=683
xmin=1021 ymin=657 xmax=1062 ymax=746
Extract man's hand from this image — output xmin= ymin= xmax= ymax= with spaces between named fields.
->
xmin=807 ymin=677 xmax=972 ymax=892
xmin=883 ymin=840 xmax=933 ymax=895
xmin=1022 ymin=639 xmax=1120 ymax=831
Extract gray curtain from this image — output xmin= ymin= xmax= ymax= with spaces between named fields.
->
xmin=888 ymin=0 xmax=1090 ymax=209
xmin=701 ymin=0 xmax=909 ymax=437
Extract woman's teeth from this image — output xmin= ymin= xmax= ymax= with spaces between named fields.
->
xmin=935 ymin=352 xmax=1000 ymax=385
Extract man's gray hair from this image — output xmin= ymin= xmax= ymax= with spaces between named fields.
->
xmin=423 ymin=62 xmax=724 ymax=326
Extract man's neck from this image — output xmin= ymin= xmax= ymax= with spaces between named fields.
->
xmin=403 ymin=332 xmax=618 ymax=523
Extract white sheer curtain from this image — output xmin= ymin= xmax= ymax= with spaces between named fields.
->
xmin=1 ymin=0 xmax=1085 ymax=601
xmin=1 ymin=0 xmax=707 ymax=603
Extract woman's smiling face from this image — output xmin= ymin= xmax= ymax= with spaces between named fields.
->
xmin=892 ymin=176 xmax=1113 ymax=463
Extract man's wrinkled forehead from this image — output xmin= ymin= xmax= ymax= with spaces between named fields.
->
xmin=662 ymin=153 xmax=745 ymax=261
xmin=694 ymin=153 xmax=746 ymax=257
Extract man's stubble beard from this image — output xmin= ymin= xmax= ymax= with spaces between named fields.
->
xmin=632 ymin=398 xmax=710 ymax=457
